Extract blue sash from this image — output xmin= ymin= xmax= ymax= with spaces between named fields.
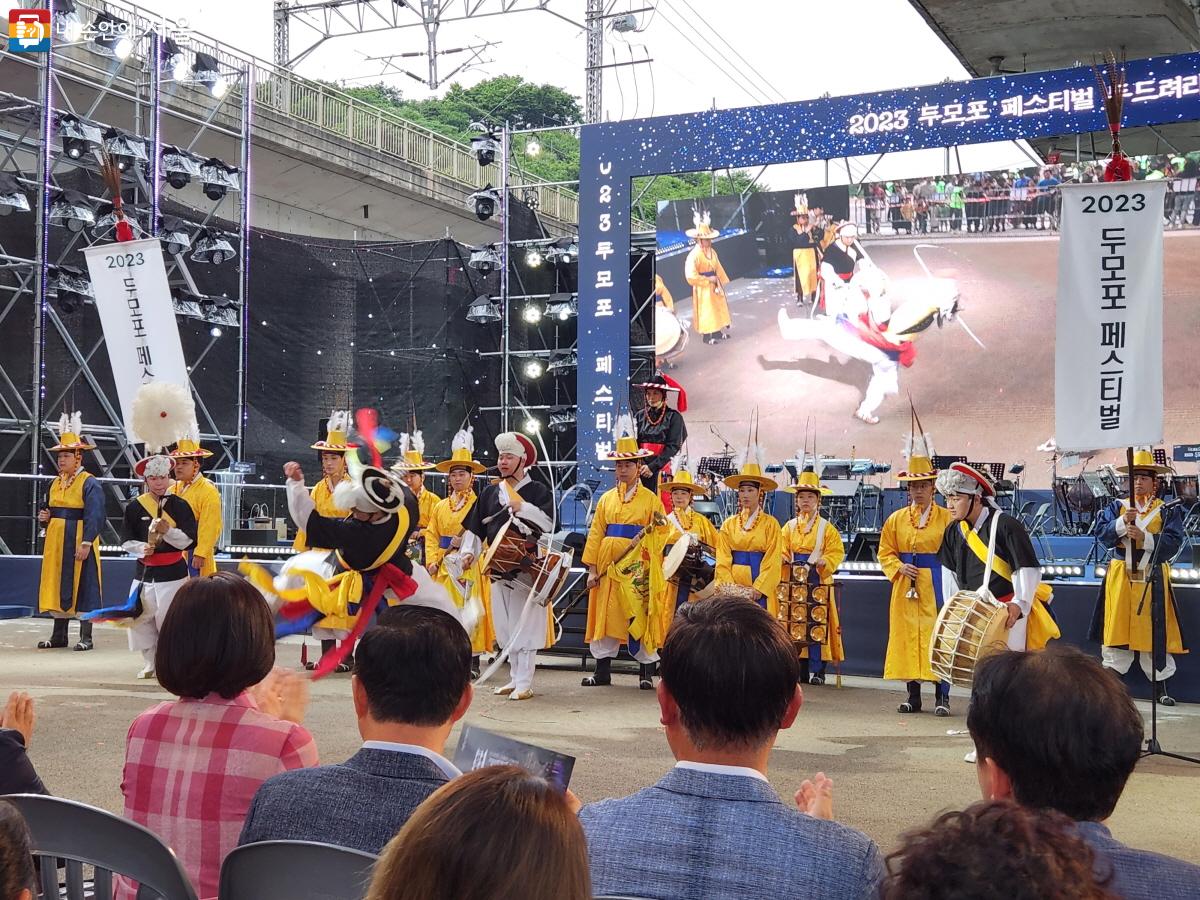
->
xmin=50 ymin=507 xmax=84 ymax=521
xmin=899 ymin=551 xmax=944 ymax=606
xmin=606 ymin=523 xmax=642 ymax=539
xmin=731 ymin=550 xmax=764 ymax=580
xmin=439 ymin=536 xmax=455 ymax=549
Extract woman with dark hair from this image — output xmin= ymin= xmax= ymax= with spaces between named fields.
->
xmin=0 ymin=800 xmax=36 ymax=900
xmin=882 ymin=799 xmax=1119 ymax=900
xmin=366 ymin=765 xmax=590 ymax=900
xmin=117 ymin=572 xmax=317 ymax=899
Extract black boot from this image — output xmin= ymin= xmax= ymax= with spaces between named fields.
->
xmin=307 ymin=639 xmax=337 ymax=671
xmin=898 ymin=681 xmax=922 ymax=714
xmin=74 ymin=619 xmax=93 ymax=651
xmin=639 ymin=663 xmax=655 ymax=691
xmin=799 ymin=657 xmax=809 ymax=684
xmin=582 ymin=656 xmax=612 ymax=687
xmin=934 ymin=684 xmax=951 ymax=717
xmin=471 ymin=655 xmax=481 ymax=680
xmin=38 ymin=618 xmax=69 ymax=649
xmin=1156 ymin=680 xmax=1176 ymax=707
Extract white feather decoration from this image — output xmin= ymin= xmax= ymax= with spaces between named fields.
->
xmin=612 ymin=411 xmax=636 ymax=442
xmin=130 ymin=382 xmax=196 ymax=451
xmin=411 ymin=430 xmax=424 ymax=455
xmin=903 ymin=431 xmax=936 ymax=460
xmin=56 ymin=413 xmax=70 ymax=439
xmin=451 ymin=427 xmax=475 ymax=454
xmin=70 ymin=411 xmax=82 ymax=437
xmin=397 ymin=432 xmax=410 ymax=456
xmin=669 ymin=450 xmax=688 ymax=477
xmin=327 ymin=410 xmax=349 ymax=434
xmin=794 ymin=192 xmax=807 ymax=212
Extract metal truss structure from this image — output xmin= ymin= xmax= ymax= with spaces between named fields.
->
xmin=0 ymin=0 xmax=253 ymax=550
xmin=273 ymin=0 xmax=583 ymax=90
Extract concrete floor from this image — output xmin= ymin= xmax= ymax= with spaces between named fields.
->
xmin=3 ymin=618 xmax=1198 ymax=861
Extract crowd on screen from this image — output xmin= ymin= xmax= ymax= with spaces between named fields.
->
xmin=1 ymin=576 xmax=1198 ymax=899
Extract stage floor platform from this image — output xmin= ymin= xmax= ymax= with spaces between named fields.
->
xmin=1 ymin=617 xmax=1197 ymax=862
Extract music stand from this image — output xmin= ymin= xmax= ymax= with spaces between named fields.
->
xmin=698 ymin=455 xmax=736 ymax=482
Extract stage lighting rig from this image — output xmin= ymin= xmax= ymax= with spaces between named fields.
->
xmin=546 ymin=293 xmax=577 ymax=320
xmin=200 ymin=158 xmax=240 ymax=201
xmin=523 ymin=359 xmax=545 ymax=379
xmin=470 ymin=131 xmax=501 ymax=167
xmin=191 ymin=228 xmax=237 ymax=265
xmin=467 ymin=186 xmax=502 ymax=222
xmin=92 ymin=202 xmax=142 ymax=237
xmin=158 ymin=217 xmax=191 ymax=255
xmin=160 ymin=36 xmax=190 ymax=81
xmin=521 ymin=302 xmax=542 ymax=324
xmin=49 ymin=190 xmax=95 ymax=233
xmin=57 ymin=0 xmax=85 ymax=42
xmin=523 ymin=417 xmax=541 ymax=435
xmin=525 ymin=137 xmax=541 ymax=157
xmin=47 ymin=265 xmax=92 ymax=314
xmin=192 ymin=52 xmax=230 ymax=99
xmin=91 ymin=12 xmax=134 ymax=60
xmin=548 ymin=407 xmax=576 ymax=433
xmin=465 ymin=295 xmax=502 ymax=324
xmin=468 ymin=245 xmax=501 ymax=275
xmin=102 ymin=128 xmax=148 ymax=172
xmin=0 ymin=174 xmax=30 ymax=215
xmin=525 ymin=248 xmax=543 ymax=268
xmin=161 ymin=146 xmax=203 ymax=189
xmin=546 ymin=238 xmax=578 ymax=266
xmin=58 ymin=114 xmax=102 ymax=160
xmin=547 ymin=352 xmax=577 ymax=377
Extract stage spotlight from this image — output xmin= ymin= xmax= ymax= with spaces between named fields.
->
xmin=200 ymin=158 xmax=240 ymax=201
xmin=522 ymin=188 xmax=540 ymax=212
xmin=467 ymin=186 xmax=501 ymax=222
xmin=161 ymin=146 xmax=202 ymax=189
xmin=525 ymin=248 xmax=543 ymax=268
xmin=58 ymin=0 xmax=84 ymax=42
xmin=158 ymin=217 xmax=191 ymax=255
xmin=525 ymin=137 xmax=541 ymax=157
xmin=191 ymin=228 xmax=236 ymax=265
xmin=465 ymin=295 xmax=502 ymax=324
xmin=160 ymin=36 xmax=190 ymax=81
xmin=193 ymin=53 xmax=229 ymax=99
xmin=0 ymin=174 xmax=30 ymax=215
xmin=91 ymin=202 xmax=138 ymax=236
xmin=548 ymin=407 xmax=576 ymax=433
xmin=102 ymin=127 xmax=148 ymax=172
xmin=91 ymin=12 xmax=134 ymax=60
xmin=521 ymin=303 xmax=542 ymax=324
xmin=547 ymin=237 xmax=578 ymax=266
xmin=546 ymin=293 xmax=577 ymax=320
xmin=468 ymin=245 xmax=501 ymax=275
xmin=547 ymin=352 xmax=578 ymax=377
xmin=523 ymin=417 xmax=540 ymax=435
xmin=58 ymin=114 xmax=102 ymax=160
xmin=209 ymin=326 xmax=222 ymax=338
xmin=47 ymin=265 xmax=92 ymax=313
xmin=470 ymin=132 xmax=500 ymax=167
xmin=524 ymin=359 xmax=544 ymax=379
xmin=49 ymin=190 xmax=95 ymax=233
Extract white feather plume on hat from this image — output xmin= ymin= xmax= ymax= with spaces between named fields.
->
xmin=613 ymin=411 xmax=637 ymax=442
xmin=131 ymin=382 xmax=195 ymax=452
xmin=397 ymin=432 xmax=410 ymax=455
xmin=903 ymin=431 xmax=936 ymax=461
xmin=327 ymin=410 xmax=350 ymax=434
xmin=734 ymin=443 xmax=767 ymax=473
xmin=451 ymin=426 xmax=475 ymax=454
xmin=410 ymin=430 xmax=424 ymax=455
xmin=56 ymin=413 xmax=70 ymax=439
xmin=692 ymin=206 xmax=711 ymax=230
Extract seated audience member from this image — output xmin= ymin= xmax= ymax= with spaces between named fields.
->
xmin=240 ymin=605 xmax=473 ymax=853
xmin=882 ymin=799 xmax=1119 ymax=900
xmin=0 ymin=692 xmax=46 ymax=796
xmin=0 ymin=800 xmax=36 ymax=900
xmin=579 ymin=596 xmax=884 ymax=900
xmin=365 ymin=765 xmax=590 ymax=900
xmin=119 ymin=572 xmax=317 ymax=900
xmin=969 ymin=646 xmax=1200 ymax=900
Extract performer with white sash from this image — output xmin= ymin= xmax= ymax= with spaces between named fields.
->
xmin=1089 ymin=448 xmax=1188 ymax=705
xmin=878 ymin=418 xmax=953 ymax=715
xmin=660 ymin=465 xmax=718 ymax=609
xmin=428 ymin=428 xmax=494 ymax=676
xmin=781 ymin=464 xmax=845 ymax=686
xmin=459 ymin=432 xmax=555 ymax=701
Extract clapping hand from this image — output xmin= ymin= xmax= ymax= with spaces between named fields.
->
xmin=252 ymin=668 xmax=310 ymax=725
xmin=1 ymin=691 xmax=36 ymax=748
xmin=795 ymin=772 xmax=834 ymax=820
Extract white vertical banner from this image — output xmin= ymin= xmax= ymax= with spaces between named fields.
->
xmin=82 ymin=239 xmax=190 ymax=439
xmin=1054 ymin=180 xmax=1166 ymax=452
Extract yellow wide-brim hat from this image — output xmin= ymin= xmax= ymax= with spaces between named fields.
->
xmin=169 ymin=438 xmax=214 ymax=459
xmin=604 ymin=435 xmax=654 ymax=461
xmin=896 ymin=454 xmax=938 ymax=482
xmin=722 ymin=463 xmax=777 ymax=492
xmin=661 ymin=469 xmax=708 ymax=496
xmin=311 ymin=428 xmax=358 ymax=453
xmin=49 ymin=432 xmax=95 ymax=452
xmin=783 ymin=469 xmax=832 ymax=495
xmin=391 ymin=450 xmax=435 ymax=472
xmin=435 ymin=447 xmax=486 ymax=474
xmin=1115 ymin=448 xmax=1172 ymax=476
xmin=685 ymin=224 xmax=720 ymax=240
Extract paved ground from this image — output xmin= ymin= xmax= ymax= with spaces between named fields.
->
xmin=667 ymin=232 xmax=1200 ymax=487
xmin=4 ymin=618 xmax=1198 ymax=860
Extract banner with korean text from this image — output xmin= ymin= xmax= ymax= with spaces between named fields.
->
xmin=82 ymin=240 xmax=190 ymax=440
xmin=1055 ymin=180 xmax=1166 ymax=451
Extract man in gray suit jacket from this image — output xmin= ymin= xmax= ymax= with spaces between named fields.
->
xmin=579 ymin=596 xmax=884 ymax=900
xmin=969 ymin=646 xmax=1200 ymax=900
xmin=239 ymin=606 xmax=472 ymax=854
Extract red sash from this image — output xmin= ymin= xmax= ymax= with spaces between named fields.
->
xmin=144 ymin=550 xmax=184 ymax=567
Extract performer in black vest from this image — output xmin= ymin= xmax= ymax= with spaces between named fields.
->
xmin=632 ymin=374 xmax=687 ymax=494
xmin=459 ymin=432 xmax=555 ymax=701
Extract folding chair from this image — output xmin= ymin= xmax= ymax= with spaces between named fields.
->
xmin=218 ymin=840 xmax=378 ymax=900
xmin=2 ymin=793 xmax=197 ymax=900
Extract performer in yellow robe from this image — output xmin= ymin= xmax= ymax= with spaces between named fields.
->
xmin=292 ymin=412 xmax=358 ymax=671
xmin=37 ymin=414 xmax=103 ymax=651
xmin=781 ymin=467 xmax=845 ymax=685
xmin=661 ymin=469 xmax=719 ymax=609
xmin=878 ymin=440 xmax=954 ymax=714
xmin=167 ymin=434 xmax=221 ymax=578
xmin=1090 ymin=448 xmax=1189 ymax=705
xmin=654 ymin=273 xmax=674 ymax=311
xmin=683 ymin=210 xmax=731 ymax=343
xmin=392 ymin=430 xmax=438 ymax=564
xmin=582 ymin=427 xmax=667 ymax=690
xmin=715 ymin=450 xmax=782 ymax=614
xmin=428 ymin=429 xmax=494 ymax=667
xmin=791 ymin=195 xmax=820 ymax=305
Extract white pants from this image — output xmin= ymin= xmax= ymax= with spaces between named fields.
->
xmin=589 ymin=635 xmax=659 ymax=665
xmin=311 ymin=625 xmax=351 ymax=641
xmin=127 ymin=578 xmax=188 ymax=664
xmin=491 ymin=578 xmax=548 ymax=653
xmin=1102 ymin=646 xmax=1177 ymax=681
xmin=809 ymin=317 xmax=899 ymax=418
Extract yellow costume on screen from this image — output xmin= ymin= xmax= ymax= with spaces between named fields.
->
xmin=685 ymin=244 xmax=731 ymax=335
xmin=781 ymin=512 xmax=846 ymax=663
xmin=425 ymin=491 xmax=495 ymax=654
